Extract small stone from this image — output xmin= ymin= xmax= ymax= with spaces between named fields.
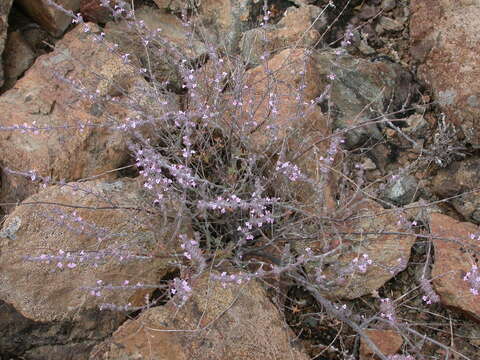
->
xmin=362 ymin=158 xmax=377 ymax=170
xmin=358 ymin=38 xmax=376 ymax=55
xmin=378 ymin=16 xmax=404 ymax=32
xmin=383 ymin=175 xmax=419 ymax=206
xmin=381 ymin=0 xmax=396 ymax=12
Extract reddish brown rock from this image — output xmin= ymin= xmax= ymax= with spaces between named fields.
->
xmin=80 ymin=0 xmax=114 ymax=23
xmin=16 ymin=0 xmax=81 ymax=37
xmin=360 ymin=329 xmax=403 ymax=360
xmin=297 ymin=199 xmax=416 ymax=300
xmin=429 ymin=213 xmax=480 ymax=321
xmin=410 ymin=0 xmax=480 ymax=147
xmin=0 ymin=178 xmax=190 ymax=349
xmin=91 ymin=272 xmax=309 ymax=360
xmin=240 ymin=5 xmax=325 ymax=66
xmin=196 ymin=0 xmax=254 ymax=52
xmin=0 ymin=22 xmax=176 ymax=208
xmin=104 ymin=6 xmax=207 ymax=90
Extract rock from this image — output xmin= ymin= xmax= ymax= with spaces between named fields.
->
xmin=0 ymin=22 xmax=176 ymax=208
xmin=237 ymin=48 xmax=338 ymax=213
xmin=383 ymin=174 xmax=419 ymax=206
xmin=0 ymin=0 xmax=13 ymax=88
xmin=296 ymin=199 xmax=416 ymax=300
xmin=377 ymin=16 xmax=404 ymax=33
xmin=381 ymin=0 xmax=396 ymax=12
xmin=358 ymin=5 xmax=378 ymax=21
xmin=428 ymin=213 xmax=480 ymax=321
xmin=312 ymin=50 xmax=417 ymax=149
xmin=360 ymin=329 xmax=403 ymax=360
xmin=80 ymin=0 xmax=114 ymax=23
xmin=0 ymin=178 xmax=190 ymax=357
xmin=410 ymin=0 xmax=480 ymax=147
xmin=358 ymin=38 xmax=376 ymax=55
xmin=104 ymin=6 xmax=207 ymax=90
xmin=91 ymin=272 xmax=309 ymax=360
xmin=1 ymin=31 xmax=36 ymax=90
xmin=432 ymin=158 xmax=480 ymax=224
xmin=153 ymin=0 xmax=195 ymax=12
xmin=15 ymin=0 xmax=81 ymax=37
xmin=196 ymin=0 xmax=254 ymax=53
xmin=240 ymin=5 xmax=326 ymax=66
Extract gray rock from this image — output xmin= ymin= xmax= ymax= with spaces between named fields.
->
xmin=383 ymin=175 xmax=419 ymax=205
xmin=312 ymin=50 xmax=416 ymax=148
xmin=381 ymin=0 xmax=396 ymax=12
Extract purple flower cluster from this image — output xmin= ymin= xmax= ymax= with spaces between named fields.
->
xmin=379 ymin=297 xmax=397 ymax=323
xmin=463 ymin=264 xmax=480 ymax=296
xmin=275 ymin=161 xmax=305 ymax=182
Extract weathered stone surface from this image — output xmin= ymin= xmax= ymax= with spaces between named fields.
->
xmin=410 ymin=0 xmax=480 ymax=147
xmin=0 ymin=0 xmax=13 ymax=88
xmin=429 ymin=213 xmax=480 ymax=321
xmin=312 ymin=50 xmax=417 ymax=148
xmin=240 ymin=5 xmax=325 ymax=66
xmin=432 ymin=158 xmax=480 ymax=224
xmin=80 ymin=0 xmax=114 ymax=23
xmin=297 ymin=199 xmax=416 ymax=299
xmin=0 ymin=178 xmax=189 ymax=356
xmin=91 ymin=272 xmax=309 ymax=360
xmin=153 ymin=0 xmax=195 ymax=12
xmin=238 ymin=48 xmax=338 ymax=212
xmin=16 ymin=0 xmax=81 ymax=37
xmin=0 ymin=23 xmax=175 ymax=208
xmin=382 ymin=174 xmax=419 ymax=206
xmin=196 ymin=0 xmax=254 ymax=52
xmin=360 ymin=329 xmax=403 ymax=360
xmin=104 ymin=6 xmax=207 ymax=90
xmin=2 ymin=30 xmax=36 ymax=90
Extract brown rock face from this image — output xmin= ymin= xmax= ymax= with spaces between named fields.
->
xmin=0 ymin=22 xmax=173 ymax=208
xmin=410 ymin=0 xmax=480 ymax=147
xmin=429 ymin=213 xmax=480 ymax=321
xmin=104 ymin=6 xmax=207 ymax=90
xmin=0 ymin=0 xmax=13 ymax=88
xmin=297 ymin=199 xmax=416 ymax=300
xmin=0 ymin=178 xmax=189 ymax=352
xmin=360 ymin=329 xmax=403 ymax=360
xmin=80 ymin=0 xmax=114 ymax=23
xmin=15 ymin=0 xmax=81 ymax=37
xmin=91 ymin=272 xmax=309 ymax=360
xmin=240 ymin=5 xmax=325 ymax=66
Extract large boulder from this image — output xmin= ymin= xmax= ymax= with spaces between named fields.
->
xmin=0 ymin=0 xmax=13 ymax=88
xmin=0 ymin=22 xmax=177 ymax=208
xmin=104 ymin=6 xmax=207 ymax=90
xmin=196 ymin=0 xmax=255 ymax=53
xmin=410 ymin=0 xmax=480 ymax=147
xmin=429 ymin=213 xmax=480 ymax=321
xmin=0 ymin=177 xmax=190 ymax=358
xmin=15 ymin=0 xmax=81 ymax=37
xmin=240 ymin=5 xmax=326 ymax=66
xmin=91 ymin=272 xmax=309 ymax=360
xmin=311 ymin=50 xmax=417 ymax=149
xmin=295 ymin=199 xmax=416 ymax=299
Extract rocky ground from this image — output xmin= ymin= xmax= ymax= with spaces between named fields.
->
xmin=1 ymin=0 xmax=480 ymax=359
